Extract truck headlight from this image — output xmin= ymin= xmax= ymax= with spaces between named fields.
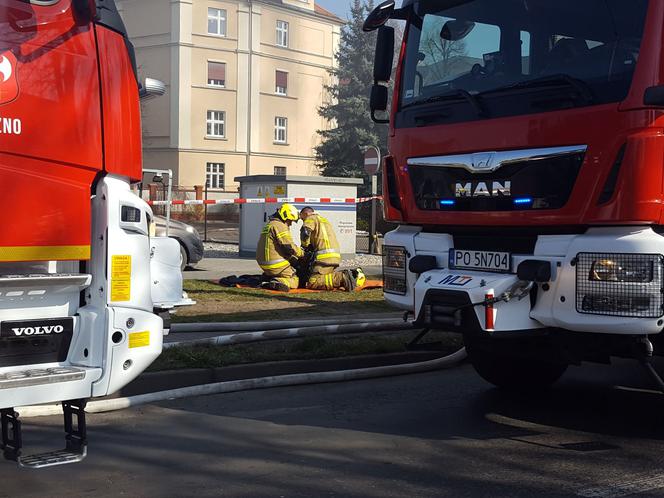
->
xmin=383 ymin=246 xmax=407 ymax=295
xmin=589 ymin=258 xmax=654 ymax=283
xmin=576 ymin=253 xmax=664 ymax=318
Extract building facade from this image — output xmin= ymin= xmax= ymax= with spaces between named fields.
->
xmin=117 ymin=0 xmax=342 ymax=193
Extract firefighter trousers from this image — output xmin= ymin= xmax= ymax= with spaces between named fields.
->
xmin=263 ymin=265 xmax=299 ymax=289
xmin=306 ymin=264 xmax=345 ymax=291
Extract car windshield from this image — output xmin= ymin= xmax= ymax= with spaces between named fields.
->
xmin=400 ymin=0 xmax=649 ymax=112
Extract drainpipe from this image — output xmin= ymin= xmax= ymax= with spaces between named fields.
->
xmin=245 ymin=0 xmax=253 ymax=176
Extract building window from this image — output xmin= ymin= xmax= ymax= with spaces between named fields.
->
xmin=276 ymin=20 xmax=289 ymax=47
xmin=274 ymin=117 xmax=288 ymax=144
xmin=206 ymin=110 xmax=225 ymax=138
xmin=275 ymin=70 xmax=288 ymax=95
xmin=206 ymin=163 xmax=225 ymax=189
xmin=208 ymin=8 xmax=227 ymax=36
xmin=274 ymin=166 xmax=287 ymax=176
xmin=208 ymin=61 xmax=226 ymax=87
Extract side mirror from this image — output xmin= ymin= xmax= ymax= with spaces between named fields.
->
xmin=370 ymin=26 xmax=395 ymax=124
xmin=140 ymin=78 xmax=166 ymax=101
xmin=370 ymin=85 xmax=389 ymax=123
xmin=644 ymin=85 xmax=664 ymax=106
xmin=440 ymin=20 xmax=476 ymax=41
xmin=72 ymin=0 xmax=98 ymax=26
xmin=374 ymin=26 xmax=395 ymax=82
xmin=363 ymin=0 xmax=395 ymax=32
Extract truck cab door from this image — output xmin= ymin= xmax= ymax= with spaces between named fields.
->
xmin=0 ymin=0 xmax=102 ymax=263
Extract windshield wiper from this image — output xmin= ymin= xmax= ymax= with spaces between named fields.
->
xmin=480 ymin=74 xmax=595 ymax=103
xmin=402 ymin=89 xmax=487 ymax=116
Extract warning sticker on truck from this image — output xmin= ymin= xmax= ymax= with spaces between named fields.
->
xmin=111 ymin=255 xmax=132 ymax=302
xmin=129 ymin=331 xmax=150 ymax=349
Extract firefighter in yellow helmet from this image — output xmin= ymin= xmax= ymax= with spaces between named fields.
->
xmin=300 ymin=207 xmax=366 ymax=291
xmin=256 ymin=203 xmax=303 ymax=292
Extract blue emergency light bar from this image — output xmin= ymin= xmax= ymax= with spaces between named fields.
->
xmin=513 ymin=197 xmax=533 ymax=205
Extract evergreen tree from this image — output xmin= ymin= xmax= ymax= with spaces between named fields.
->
xmin=316 ymin=0 xmax=388 ymax=181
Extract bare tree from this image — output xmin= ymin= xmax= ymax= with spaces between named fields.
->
xmin=419 ymin=26 xmax=467 ymax=84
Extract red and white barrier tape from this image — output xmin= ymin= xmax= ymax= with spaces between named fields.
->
xmin=148 ymin=196 xmax=382 ymax=206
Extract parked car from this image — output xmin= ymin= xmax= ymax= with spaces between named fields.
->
xmin=154 ymin=216 xmax=204 ymax=270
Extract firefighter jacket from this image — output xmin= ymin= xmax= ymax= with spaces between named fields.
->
xmin=300 ymin=213 xmax=341 ymax=267
xmin=256 ymin=217 xmax=303 ymax=273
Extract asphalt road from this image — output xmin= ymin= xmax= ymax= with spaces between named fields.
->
xmin=4 ymin=361 xmax=664 ymax=497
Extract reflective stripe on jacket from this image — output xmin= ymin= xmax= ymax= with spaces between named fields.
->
xmin=300 ymin=213 xmax=341 ymax=266
xmin=256 ymin=217 xmax=303 ymax=272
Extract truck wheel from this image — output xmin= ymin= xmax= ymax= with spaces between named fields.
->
xmin=464 ymin=334 xmax=568 ymax=391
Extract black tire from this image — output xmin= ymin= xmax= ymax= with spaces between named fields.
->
xmin=179 ymin=244 xmax=188 ymax=271
xmin=464 ymin=334 xmax=568 ymax=391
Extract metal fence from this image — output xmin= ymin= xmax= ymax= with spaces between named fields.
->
xmin=144 ymin=183 xmax=391 ymax=254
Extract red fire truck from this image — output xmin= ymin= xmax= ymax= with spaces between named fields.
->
xmin=0 ymin=0 xmax=189 ymax=467
xmin=366 ymin=1 xmax=664 ymax=391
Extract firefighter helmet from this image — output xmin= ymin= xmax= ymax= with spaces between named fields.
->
xmin=278 ymin=203 xmax=299 ymax=222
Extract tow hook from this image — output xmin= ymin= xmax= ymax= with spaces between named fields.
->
xmin=635 ymin=337 xmax=664 ymax=394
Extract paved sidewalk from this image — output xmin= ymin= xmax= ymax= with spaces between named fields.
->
xmin=185 ymin=256 xmax=382 ymax=281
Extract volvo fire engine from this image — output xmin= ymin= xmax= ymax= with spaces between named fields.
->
xmin=366 ymin=0 xmax=664 ymax=391
xmin=0 ymin=0 xmax=189 ymax=467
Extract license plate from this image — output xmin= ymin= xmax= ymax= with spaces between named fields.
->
xmin=0 ymin=317 xmax=73 ymax=338
xmin=449 ymin=249 xmax=511 ymax=273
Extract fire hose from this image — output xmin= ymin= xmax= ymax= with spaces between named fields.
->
xmin=17 ymin=318 xmax=468 ymax=418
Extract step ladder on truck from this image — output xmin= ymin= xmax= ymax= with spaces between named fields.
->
xmin=365 ymin=0 xmax=664 ymax=393
xmin=0 ymin=0 xmax=192 ymax=467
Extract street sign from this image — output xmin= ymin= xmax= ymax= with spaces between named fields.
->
xmin=364 ymin=146 xmax=381 ymax=176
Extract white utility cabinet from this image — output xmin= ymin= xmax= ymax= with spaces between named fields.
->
xmin=237 ymin=175 xmax=364 ymax=257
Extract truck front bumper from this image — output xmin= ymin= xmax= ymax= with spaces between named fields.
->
xmin=384 ymin=226 xmax=664 ymax=336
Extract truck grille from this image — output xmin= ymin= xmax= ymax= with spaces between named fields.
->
xmin=407 ymin=146 xmax=586 ymax=212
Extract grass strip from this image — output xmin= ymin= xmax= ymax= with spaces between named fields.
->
xmin=174 ymin=280 xmax=394 ymax=323
xmin=149 ymin=331 xmax=464 ymax=372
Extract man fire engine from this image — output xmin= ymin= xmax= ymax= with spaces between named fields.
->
xmin=0 ymin=0 xmax=189 ymax=467
xmin=365 ymin=0 xmax=664 ymax=391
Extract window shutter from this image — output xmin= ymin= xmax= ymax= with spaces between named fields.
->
xmin=276 ymin=71 xmax=288 ymax=89
xmin=208 ymin=62 xmax=226 ymax=82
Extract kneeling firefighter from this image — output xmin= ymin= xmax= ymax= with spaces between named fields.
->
xmin=300 ymin=207 xmax=365 ymax=291
xmin=256 ymin=203 xmax=304 ymax=292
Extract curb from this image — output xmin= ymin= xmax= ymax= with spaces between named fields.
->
xmin=117 ymin=350 xmax=447 ymax=397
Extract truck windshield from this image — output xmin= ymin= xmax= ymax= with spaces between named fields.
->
xmin=400 ymin=0 xmax=649 ymax=115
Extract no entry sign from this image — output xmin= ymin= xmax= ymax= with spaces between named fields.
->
xmin=364 ymin=146 xmax=381 ymax=176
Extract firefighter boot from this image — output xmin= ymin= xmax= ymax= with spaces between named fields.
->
xmin=342 ymin=270 xmax=357 ymax=292
xmin=261 ymin=280 xmax=291 ymax=292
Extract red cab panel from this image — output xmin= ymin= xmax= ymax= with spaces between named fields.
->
xmin=96 ymin=26 xmax=142 ymax=182
xmin=0 ymin=0 xmax=101 ymax=261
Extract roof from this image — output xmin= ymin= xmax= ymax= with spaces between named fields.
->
xmin=258 ymin=0 xmax=345 ymax=24
xmin=314 ymin=3 xmax=345 ymax=23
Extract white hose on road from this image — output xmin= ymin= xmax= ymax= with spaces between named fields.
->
xmin=171 ymin=316 xmax=403 ymax=333
xmin=164 ymin=320 xmax=415 ymax=349
xmin=17 ymin=348 xmax=467 ymax=418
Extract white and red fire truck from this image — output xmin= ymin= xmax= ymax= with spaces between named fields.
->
xmin=366 ymin=1 xmax=664 ymax=391
xmin=0 ymin=0 xmax=189 ymax=467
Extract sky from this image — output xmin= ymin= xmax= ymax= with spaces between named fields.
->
xmin=316 ymin=1 xmax=404 ymax=21
xmin=315 ymin=0 xmax=353 ymax=19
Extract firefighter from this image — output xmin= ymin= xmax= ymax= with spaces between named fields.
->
xmin=300 ymin=207 xmax=366 ymax=291
xmin=256 ymin=203 xmax=304 ymax=292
